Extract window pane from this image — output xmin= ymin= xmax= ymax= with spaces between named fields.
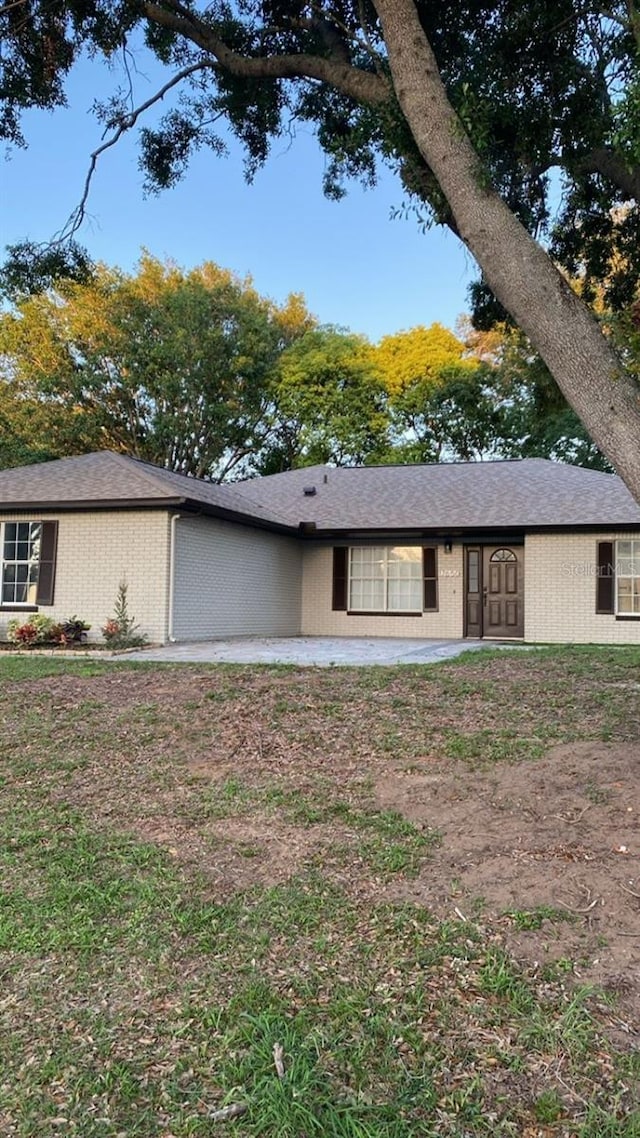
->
xmin=4 ymin=523 xmax=16 ymax=543
xmin=26 ymin=574 xmax=39 ymax=604
xmin=388 ymin=546 xmax=421 ymax=565
xmin=617 ymin=546 xmax=640 ymax=614
xmin=388 ymin=578 xmax=422 ymax=611
xmin=350 ymin=579 xmax=385 ymax=610
xmin=618 ymin=578 xmax=632 ymax=612
xmin=17 ymin=523 xmax=31 ymax=542
xmin=468 ymin=551 xmax=479 ymax=593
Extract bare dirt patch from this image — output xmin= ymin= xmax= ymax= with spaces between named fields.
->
xmin=379 ymin=740 xmax=640 ymax=1016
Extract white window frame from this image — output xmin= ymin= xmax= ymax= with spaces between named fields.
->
xmin=1 ymin=521 xmax=42 ymax=607
xmin=348 ymin=546 xmax=423 ymax=614
xmin=615 ymin=539 xmax=640 ymax=617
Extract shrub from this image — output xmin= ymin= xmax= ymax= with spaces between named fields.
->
xmin=59 ymin=616 xmax=91 ymax=644
xmin=5 ymin=614 xmax=91 ymax=647
xmin=7 ymin=614 xmax=57 ymax=646
xmin=102 ymin=582 xmax=148 ymax=650
xmin=7 ymin=620 xmax=39 ymax=646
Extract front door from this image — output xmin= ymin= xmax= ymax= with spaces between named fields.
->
xmin=464 ymin=545 xmax=524 ymax=638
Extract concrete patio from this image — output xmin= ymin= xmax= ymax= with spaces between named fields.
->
xmin=122 ymin=636 xmax=524 ymax=667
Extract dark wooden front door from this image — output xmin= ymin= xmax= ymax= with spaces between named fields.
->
xmin=464 ymin=545 xmax=524 ymax=638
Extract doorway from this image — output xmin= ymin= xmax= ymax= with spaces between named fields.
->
xmin=464 ymin=545 xmax=524 ymax=638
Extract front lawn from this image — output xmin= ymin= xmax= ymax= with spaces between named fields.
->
xmin=1 ymin=646 xmax=639 ymax=1136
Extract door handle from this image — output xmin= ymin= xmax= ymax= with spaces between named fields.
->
xmin=483 ymin=587 xmax=488 ymax=606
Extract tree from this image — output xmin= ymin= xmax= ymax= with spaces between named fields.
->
xmin=263 ymin=327 xmax=389 ymax=469
xmin=0 ymin=253 xmax=314 ymax=479
xmin=375 ymin=323 xmax=483 ymax=460
xmin=2 ymin=1 xmax=640 ymax=496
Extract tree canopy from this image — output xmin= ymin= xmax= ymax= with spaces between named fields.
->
xmin=3 ymin=1 xmax=640 ymax=497
xmin=3 ymin=251 xmax=609 ymax=476
xmin=0 ymin=254 xmax=314 ymax=479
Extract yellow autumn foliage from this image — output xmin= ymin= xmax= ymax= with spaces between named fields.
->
xmin=375 ymin=322 xmax=475 ymax=398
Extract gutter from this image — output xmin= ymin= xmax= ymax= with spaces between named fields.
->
xmin=167 ymin=512 xmax=181 ymax=643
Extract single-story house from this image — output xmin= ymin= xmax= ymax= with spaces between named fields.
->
xmin=0 ymin=451 xmax=639 ymax=646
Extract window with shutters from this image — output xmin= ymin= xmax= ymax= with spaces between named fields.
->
xmin=616 ymin=540 xmax=640 ymax=616
xmin=347 ymin=546 xmax=434 ymax=613
xmin=1 ymin=522 xmax=41 ymax=605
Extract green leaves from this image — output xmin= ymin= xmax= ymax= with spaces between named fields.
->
xmin=0 ymin=253 xmax=314 ymax=479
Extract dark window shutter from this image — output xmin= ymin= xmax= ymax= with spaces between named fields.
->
xmin=332 ymin=547 xmax=348 ymax=611
xmin=36 ymin=521 xmax=58 ymax=606
xmin=423 ymin=547 xmax=438 ymax=611
xmin=596 ymin=541 xmax=614 ymax=614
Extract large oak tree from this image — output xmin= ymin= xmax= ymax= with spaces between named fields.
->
xmin=2 ymin=1 xmax=640 ymax=496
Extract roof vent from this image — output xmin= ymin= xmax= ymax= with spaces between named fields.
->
xmin=303 ymin=485 xmax=317 ymax=497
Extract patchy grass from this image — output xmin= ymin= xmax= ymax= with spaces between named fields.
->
xmin=0 ymin=646 xmax=639 ymax=1136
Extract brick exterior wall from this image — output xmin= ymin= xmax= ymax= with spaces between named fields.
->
xmin=525 ymin=532 xmax=640 ymax=644
xmin=300 ymin=543 xmax=464 ymax=638
xmin=2 ymin=510 xmax=637 ymax=648
xmin=172 ymin=515 xmax=302 ymax=641
xmin=0 ymin=509 xmax=171 ymax=644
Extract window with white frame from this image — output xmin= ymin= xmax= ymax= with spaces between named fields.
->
xmin=616 ymin=540 xmax=640 ymax=615
xmin=349 ymin=546 xmax=423 ymax=612
xmin=1 ymin=522 xmax=41 ymax=605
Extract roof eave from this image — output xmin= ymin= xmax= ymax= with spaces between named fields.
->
xmin=0 ymin=496 xmax=186 ymax=511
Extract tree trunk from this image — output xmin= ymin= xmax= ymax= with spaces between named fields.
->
xmin=374 ymin=0 xmax=640 ymax=502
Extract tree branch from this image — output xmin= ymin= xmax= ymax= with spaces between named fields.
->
xmin=57 ymin=60 xmax=217 ymax=243
xmin=572 ymin=145 xmax=640 ymax=201
xmin=142 ymin=2 xmax=390 ymax=105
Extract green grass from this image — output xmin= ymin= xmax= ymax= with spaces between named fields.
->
xmin=1 ymin=802 xmax=634 ymax=1137
xmin=0 ymin=646 xmax=639 ymax=1136
xmin=503 ymin=905 xmax=576 ymax=931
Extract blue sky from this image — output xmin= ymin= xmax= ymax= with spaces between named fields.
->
xmin=1 ymin=53 xmax=474 ymax=341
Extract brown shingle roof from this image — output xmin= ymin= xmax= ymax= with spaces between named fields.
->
xmin=228 ymin=459 xmax=640 ymax=530
xmin=1 ymin=452 xmax=639 ymax=531
xmin=0 ymin=452 xmax=292 ymax=527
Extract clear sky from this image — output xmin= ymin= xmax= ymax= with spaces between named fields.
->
xmin=1 ymin=52 xmax=474 ymax=341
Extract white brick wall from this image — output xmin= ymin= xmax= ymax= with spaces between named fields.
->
xmin=526 ymin=532 xmax=640 ymax=644
xmin=0 ymin=510 xmax=171 ymax=644
xmin=300 ymin=543 xmax=464 ymax=638
xmin=172 ymin=515 xmax=302 ymax=640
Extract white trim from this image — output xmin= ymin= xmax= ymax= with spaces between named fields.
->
xmin=348 ymin=545 xmax=423 ymax=614
xmin=615 ymin=537 xmax=640 ymax=617
xmin=0 ymin=520 xmax=41 ymax=607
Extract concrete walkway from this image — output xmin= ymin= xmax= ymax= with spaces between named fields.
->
xmin=121 ymin=636 xmax=522 ymax=667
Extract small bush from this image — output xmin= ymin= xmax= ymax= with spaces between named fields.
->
xmin=7 ymin=614 xmax=57 ymax=645
xmin=59 ymin=616 xmax=91 ymax=644
xmin=102 ymin=582 xmax=148 ymax=650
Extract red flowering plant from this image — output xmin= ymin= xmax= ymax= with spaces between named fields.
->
xmin=102 ymin=619 xmax=121 ymax=642
xmin=10 ymin=622 xmax=39 ymax=645
xmin=7 ymin=614 xmax=56 ymax=646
